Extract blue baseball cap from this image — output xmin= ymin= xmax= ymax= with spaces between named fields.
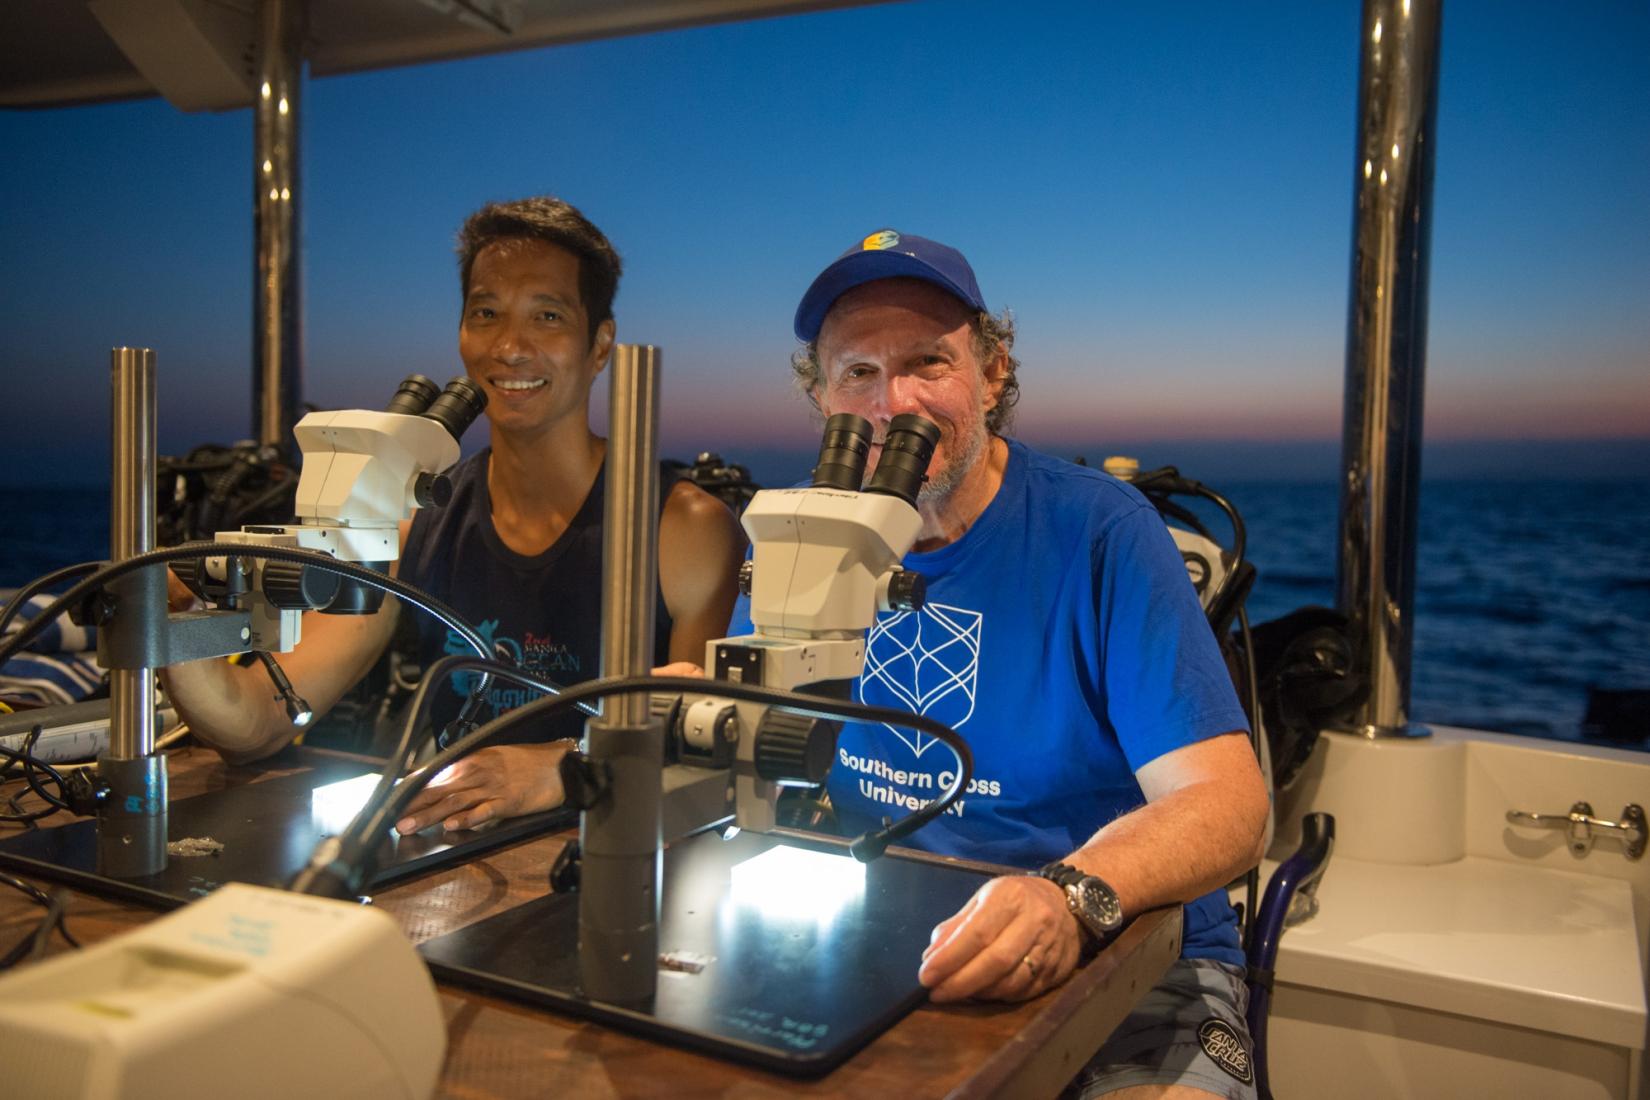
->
xmin=793 ymin=229 xmax=987 ymax=342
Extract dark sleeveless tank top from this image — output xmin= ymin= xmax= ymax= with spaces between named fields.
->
xmin=398 ymin=448 xmax=674 ymax=744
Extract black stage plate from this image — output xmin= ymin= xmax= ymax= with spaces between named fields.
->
xmin=0 ymin=757 xmax=574 ymax=908
xmin=419 ymin=828 xmax=994 ymax=1077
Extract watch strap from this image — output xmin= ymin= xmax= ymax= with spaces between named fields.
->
xmin=1037 ymin=860 xmax=1084 ymax=889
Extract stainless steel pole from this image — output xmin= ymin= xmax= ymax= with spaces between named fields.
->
xmin=600 ymin=345 xmax=664 ymax=726
xmin=252 ymin=0 xmax=304 ymax=449
xmin=579 ymin=345 xmax=665 ymax=1004
xmin=1336 ymin=0 xmax=1443 ymax=738
xmin=101 ymin=347 xmax=168 ymax=876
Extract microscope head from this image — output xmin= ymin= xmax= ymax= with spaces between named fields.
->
xmin=288 ymin=375 xmax=488 ymax=561
xmin=740 ymin=413 xmax=939 ymax=642
xmin=178 ymin=375 xmax=488 ymax=646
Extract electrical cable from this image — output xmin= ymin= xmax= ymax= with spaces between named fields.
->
xmin=290 ymin=665 xmax=975 ymax=898
xmin=0 ymin=543 xmax=598 ymax=728
xmin=0 ymin=544 xmax=486 ymax=671
xmin=0 ymin=872 xmax=77 ymax=950
xmin=0 ymin=560 xmax=104 ymax=639
xmin=0 ymin=870 xmax=53 ymax=908
xmin=0 ymin=889 xmax=70 ymax=970
xmin=0 ymin=726 xmax=71 ymax=815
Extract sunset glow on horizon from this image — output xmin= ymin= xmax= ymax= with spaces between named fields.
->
xmin=2 ymin=0 xmax=1645 ymax=486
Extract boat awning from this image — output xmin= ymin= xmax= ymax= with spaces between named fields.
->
xmin=1 ymin=0 xmax=890 ymax=112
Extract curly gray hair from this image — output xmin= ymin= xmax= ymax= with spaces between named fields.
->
xmin=789 ymin=309 xmax=1021 ymax=434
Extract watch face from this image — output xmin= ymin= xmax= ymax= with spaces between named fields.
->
xmin=1071 ymin=878 xmax=1123 ymax=933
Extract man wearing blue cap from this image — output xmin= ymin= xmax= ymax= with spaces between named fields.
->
xmin=787 ymin=229 xmax=1269 ymax=1099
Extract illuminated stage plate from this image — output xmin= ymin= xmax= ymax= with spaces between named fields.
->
xmin=419 ymin=829 xmax=995 ymax=1076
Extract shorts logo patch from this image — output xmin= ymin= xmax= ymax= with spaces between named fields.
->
xmin=1197 ymin=1018 xmax=1253 ymax=1085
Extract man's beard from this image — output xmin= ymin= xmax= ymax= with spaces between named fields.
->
xmin=917 ymin=414 xmax=989 ymax=505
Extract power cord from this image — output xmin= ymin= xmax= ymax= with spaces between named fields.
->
xmin=0 ymin=872 xmax=77 ymax=970
xmin=0 ymin=561 xmax=104 ymax=640
xmin=0 ymin=726 xmax=72 ymax=826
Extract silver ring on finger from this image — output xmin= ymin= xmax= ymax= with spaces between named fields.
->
xmin=1021 ymin=953 xmax=1040 ymax=980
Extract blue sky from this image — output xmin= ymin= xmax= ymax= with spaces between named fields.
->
xmin=2 ymin=0 xmax=1646 ymax=487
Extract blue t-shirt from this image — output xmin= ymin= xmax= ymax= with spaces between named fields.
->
xmin=729 ymin=439 xmax=1250 ymax=964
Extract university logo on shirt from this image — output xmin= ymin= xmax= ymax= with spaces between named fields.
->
xmin=859 ymin=602 xmax=982 ymax=757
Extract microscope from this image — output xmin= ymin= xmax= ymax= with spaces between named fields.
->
xmin=0 ymin=356 xmax=479 ymax=1100
xmin=172 ymin=373 xmax=487 ymax=653
xmin=413 ymin=390 xmax=984 ymax=1074
xmin=646 ymin=411 xmax=940 ymax=839
xmin=544 ymin=409 xmax=943 ymax=1010
xmin=80 ymin=369 xmax=488 ymax=880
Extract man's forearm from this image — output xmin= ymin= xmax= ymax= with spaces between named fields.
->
xmin=160 ymin=658 xmax=296 ymax=762
xmin=1067 ymin=787 xmax=1263 ymax=919
xmin=161 ymin=601 xmax=401 ymax=763
xmin=1065 ymin=733 xmax=1269 ymax=919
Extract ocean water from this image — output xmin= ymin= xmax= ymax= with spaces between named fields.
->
xmin=1218 ymin=478 xmax=1650 ymax=742
xmin=5 ymin=478 xmax=1647 ymax=746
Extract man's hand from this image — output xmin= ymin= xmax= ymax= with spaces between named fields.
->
xmin=918 ymin=874 xmax=1085 ymax=1003
xmin=394 ymin=740 xmax=575 ymax=834
xmin=391 ymin=663 xmax=705 ymax=836
xmin=166 ymin=568 xmax=202 ymax=613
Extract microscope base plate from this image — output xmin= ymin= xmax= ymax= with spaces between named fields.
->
xmin=420 ymin=828 xmax=998 ymax=1077
xmin=0 ymin=752 xmax=574 ymax=909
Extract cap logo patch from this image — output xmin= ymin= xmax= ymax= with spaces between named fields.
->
xmin=862 ymin=230 xmax=900 ymax=251
xmin=1197 ymin=1019 xmax=1253 ymax=1085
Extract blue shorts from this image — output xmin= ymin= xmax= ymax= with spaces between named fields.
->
xmin=1071 ymin=958 xmax=1258 ymax=1099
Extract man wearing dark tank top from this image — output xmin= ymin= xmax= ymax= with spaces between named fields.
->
xmin=161 ymin=198 xmax=744 ymax=834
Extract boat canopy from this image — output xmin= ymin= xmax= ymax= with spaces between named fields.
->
xmin=0 ymin=0 xmax=886 ymax=111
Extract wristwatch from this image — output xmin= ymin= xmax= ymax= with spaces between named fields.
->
xmin=1037 ymin=861 xmax=1124 ymax=948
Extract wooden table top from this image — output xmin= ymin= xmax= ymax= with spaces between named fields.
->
xmin=0 ymin=745 xmax=1182 ymax=1099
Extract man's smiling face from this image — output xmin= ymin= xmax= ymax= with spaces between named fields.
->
xmin=458 ymin=237 xmax=613 ymax=438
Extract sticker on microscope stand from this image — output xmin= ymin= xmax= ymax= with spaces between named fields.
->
xmin=167 ymin=836 xmax=225 ymax=857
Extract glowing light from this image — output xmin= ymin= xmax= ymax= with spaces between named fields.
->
xmin=1379 ymin=169 xmax=1388 ymax=185
xmin=1373 ymin=19 xmax=1383 ymax=43
xmin=729 ymin=846 xmax=866 ymax=924
xmin=311 ymin=774 xmax=384 ymax=837
xmin=262 ymin=159 xmax=272 ymax=174
xmin=1403 ymin=0 xmax=1411 ymax=15
xmin=280 ymin=187 xmax=291 ymax=201
xmin=268 ymin=188 xmax=278 ymax=201
xmin=1391 ymin=142 xmax=1401 ymax=160
xmin=260 ymin=82 xmax=271 ymax=99
xmin=277 ymin=97 xmax=289 ymax=115
xmin=1364 ymin=160 xmax=1373 ymax=179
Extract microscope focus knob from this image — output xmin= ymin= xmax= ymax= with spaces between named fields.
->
xmin=738 ymin=560 xmax=754 ymax=597
xmin=886 ymin=569 xmax=926 ymax=613
xmin=414 ymin=472 xmax=454 ymax=509
xmin=753 ymin=711 xmax=837 ymax=787
xmin=260 ymin=560 xmax=341 ymax=611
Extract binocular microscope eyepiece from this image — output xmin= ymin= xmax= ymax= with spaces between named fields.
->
xmin=812 ymin=412 xmax=943 ymax=506
xmin=385 ymin=373 xmax=489 ymax=441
